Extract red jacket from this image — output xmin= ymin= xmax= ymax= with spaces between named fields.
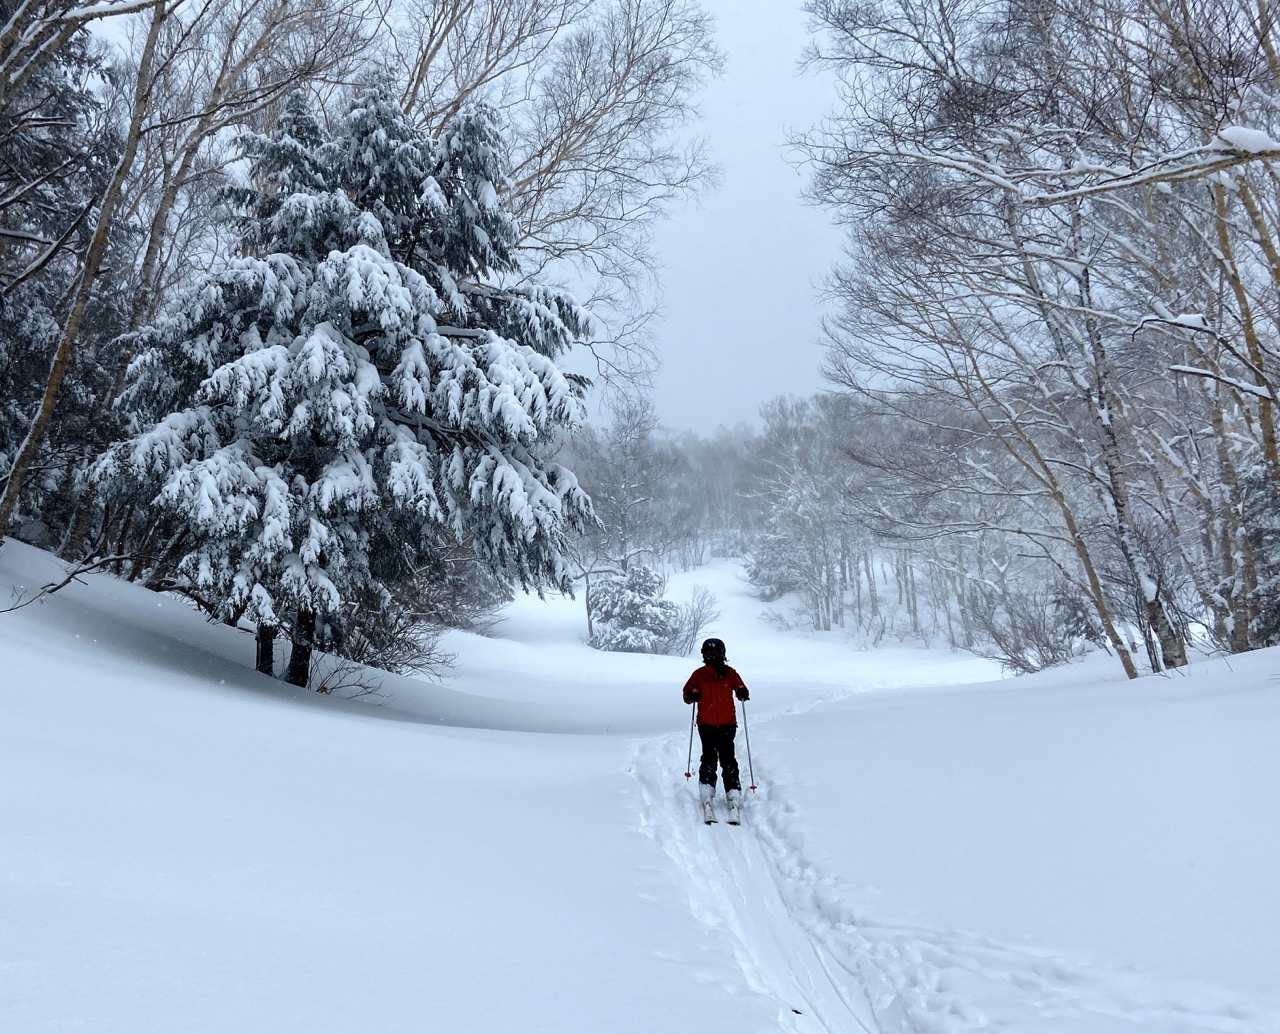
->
xmin=682 ymin=664 xmax=747 ymax=726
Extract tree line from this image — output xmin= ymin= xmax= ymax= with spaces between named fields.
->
xmin=790 ymin=0 xmax=1280 ymax=678
xmin=531 ymin=0 xmax=1280 ymax=680
xmin=7 ymin=0 xmax=1274 ymax=685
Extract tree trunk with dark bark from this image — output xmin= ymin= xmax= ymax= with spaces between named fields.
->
xmin=256 ymin=623 xmax=277 ymax=677
xmin=285 ymin=609 xmax=315 ymax=688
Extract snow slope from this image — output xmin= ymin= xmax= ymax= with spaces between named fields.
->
xmin=2 ymin=539 xmax=1278 ymax=1032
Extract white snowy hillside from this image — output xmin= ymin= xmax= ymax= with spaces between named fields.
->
xmin=3 ymin=538 xmax=1279 ymax=1033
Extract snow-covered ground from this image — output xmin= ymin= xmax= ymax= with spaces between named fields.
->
xmin=2 ymin=539 xmax=1278 ymax=1032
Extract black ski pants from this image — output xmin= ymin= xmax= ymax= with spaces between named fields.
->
xmin=697 ymin=723 xmax=741 ymax=792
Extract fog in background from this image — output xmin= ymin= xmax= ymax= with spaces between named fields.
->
xmin=647 ymin=1 xmax=842 ymax=436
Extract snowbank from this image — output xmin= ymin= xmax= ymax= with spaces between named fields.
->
xmin=2 ymin=541 xmax=1278 ymax=1032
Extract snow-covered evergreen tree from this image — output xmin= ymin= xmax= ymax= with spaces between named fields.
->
xmin=587 ymin=564 xmax=681 ymax=654
xmin=95 ymin=86 xmax=592 ymax=685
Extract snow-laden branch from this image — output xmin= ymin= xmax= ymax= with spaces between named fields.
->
xmin=875 ymin=126 xmax=1280 ymax=207
xmin=1168 ymin=366 xmax=1277 ymax=401
xmin=64 ymin=0 xmax=161 ymax=19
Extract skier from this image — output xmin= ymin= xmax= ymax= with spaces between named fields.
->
xmin=682 ymin=637 xmax=750 ymax=823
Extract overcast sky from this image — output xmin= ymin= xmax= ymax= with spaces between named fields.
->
xmin=646 ymin=0 xmax=845 ymax=437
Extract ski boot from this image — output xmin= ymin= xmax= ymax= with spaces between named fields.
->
xmin=699 ymin=782 xmax=717 ymax=824
xmin=726 ymin=788 xmax=743 ymax=825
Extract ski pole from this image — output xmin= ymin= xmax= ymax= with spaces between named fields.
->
xmin=742 ymin=701 xmax=757 ymax=791
xmin=684 ymin=704 xmax=696 ymax=780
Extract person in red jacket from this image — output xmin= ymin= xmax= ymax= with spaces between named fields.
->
xmin=682 ymin=637 xmax=750 ymax=810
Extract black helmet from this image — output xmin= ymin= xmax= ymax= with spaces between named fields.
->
xmin=701 ymin=637 xmax=726 ymax=659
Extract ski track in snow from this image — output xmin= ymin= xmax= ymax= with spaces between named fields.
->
xmin=631 ymin=708 xmax=1280 ymax=1034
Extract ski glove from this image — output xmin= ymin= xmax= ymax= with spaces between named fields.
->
xmin=684 ymin=689 xmax=700 ymax=704
xmin=735 ymin=688 xmax=750 ymax=701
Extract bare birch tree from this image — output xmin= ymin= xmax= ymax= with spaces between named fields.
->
xmin=796 ymin=0 xmax=1280 ymax=673
xmin=385 ymin=0 xmax=722 ymax=385
xmin=0 ymin=0 xmax=149 ymax=108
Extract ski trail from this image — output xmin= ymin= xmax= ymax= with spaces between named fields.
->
xmin=632 ymin=722 xmax=1280 ymax=1034
xmin=633 ymin=730 xmax=876 ymax=1033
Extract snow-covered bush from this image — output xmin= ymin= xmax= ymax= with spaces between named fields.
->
xmin=93 ymin=87 xmax=593 ymax=684
xmin=746 ymin=547 xmax=803 ymax=603
xmin=587 ymin=566 xmax=681 ymax=653
xmin=967 ymin=583 xmax=1103 ymax=675
xmin=587 ymin=569 xmax=721 ymax=656
xmin=667 ymin=584 xmax=721 ymax=655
